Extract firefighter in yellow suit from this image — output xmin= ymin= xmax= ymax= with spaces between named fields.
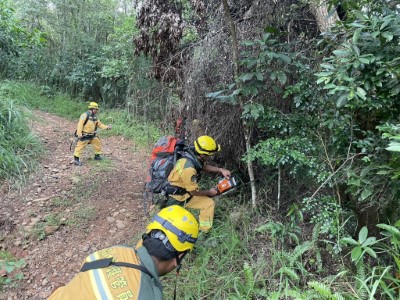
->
xmin=73 ymin=102 xmax=112 ymax=166
xmin=166 ymin=136 xmax=231 ymax=232
xmin=48 ymin=205 xmax=199 ymax=300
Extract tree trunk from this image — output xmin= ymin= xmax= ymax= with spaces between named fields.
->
xmin=221 ymin=0 xmax=257 ymax=208
xmin=309 ymin=0 xmax=340 ymax=33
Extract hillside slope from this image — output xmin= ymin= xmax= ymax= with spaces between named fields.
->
xmin=1 ymin=110 xmax=150 ymax=299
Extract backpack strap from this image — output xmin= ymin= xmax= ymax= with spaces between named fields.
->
xmin=80 ymin=257 xmax=154 ymax=279
xmin=181 ymin=148 xmax=203 ymax=172
xmin=83 ymin=111 xmax=98 ymax=136
xmin=83 ymin=112 xmax=90 ymax=126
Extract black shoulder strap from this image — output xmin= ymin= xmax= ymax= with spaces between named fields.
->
xmin=182 ymin=148 xmax=203 ymax=171
xmin=83 ymin=112 xmax=90 ymax=126
xmin=80 ymin=257 xmax=154 ymax=279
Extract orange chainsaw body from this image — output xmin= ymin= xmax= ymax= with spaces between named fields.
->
xmin=216 ymin=177 xmax=237 ymax=194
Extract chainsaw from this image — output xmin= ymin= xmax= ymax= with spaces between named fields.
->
xmin=215 ymin=176 xmax=237 ymax=196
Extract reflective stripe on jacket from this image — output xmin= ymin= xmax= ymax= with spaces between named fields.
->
xmin=48 ymin=246 xmax=163 ymax=300
xmin=167 ymin=157 xmax=200 ymax=201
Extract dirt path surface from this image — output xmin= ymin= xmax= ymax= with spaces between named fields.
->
xmin=1 ymin=111 xmax=150 ymax=299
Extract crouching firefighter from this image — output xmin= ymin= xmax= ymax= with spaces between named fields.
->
xmin=164 ymin=135 xmax=231 ymax=233
xmin=48 ymin=205 xmax=198 ymax=300
xmin=73 ymin=102 xmax=112 ymax=166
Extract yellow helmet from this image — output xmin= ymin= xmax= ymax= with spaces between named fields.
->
xmin=194 ymin=135 xmax=221 ymax=155
xmin=146 ymin=205 xmax=199 ymax=252
xmin=88 ymin=102 xmax=99 ymax=109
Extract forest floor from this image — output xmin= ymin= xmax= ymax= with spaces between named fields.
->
xmin=0 ymin=110 xmax=151 ymax=299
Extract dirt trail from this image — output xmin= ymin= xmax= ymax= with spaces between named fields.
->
xmin=1 ymin=111 xmax=150 ymax=299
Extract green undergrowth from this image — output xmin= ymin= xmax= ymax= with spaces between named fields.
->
xmin=0 ymin=95 xmax=42 ymax=183
xmin=161 ymin=199 xmax=400 ymax=299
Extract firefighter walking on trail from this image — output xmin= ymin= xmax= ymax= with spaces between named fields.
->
xmin=166 ymin=135 xmax=231 ymax=233
xmin=48 ymin=205 xmax=199 ymax=300
xmin=73 ymin=102 xmax=112 ymax=166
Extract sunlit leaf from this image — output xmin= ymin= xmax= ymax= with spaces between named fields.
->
xmin=332 ymin=50 xmax=349 ymax=56
xmin=358 ymin=227 xmax=368 ymax=243
xmin=351 ymin=246 xmax=362 ymax=261
xmin=365 ymin=247 xmax=377 ymax=258
xmin=336 ymin=94 xmax=348 ymax=107
xmin=356 ymin=87 xmax=367 ymax=100
xmin=386 ymin=141 xmax=400 ymax=152
xmin=341 ymin=237 xmax=359 ymax=246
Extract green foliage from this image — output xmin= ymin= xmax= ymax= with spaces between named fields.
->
xmin=4 ymin=0 xmax=160 ymax=114
xmin=376 ymin=220 xmax=400 ymax=274
xmin=230 ymin=261 xmax=268 ymax=300
xmin=0 ymin=0 xmax=44 ymax=78
xmin=341 ymin=226 xmax=378 ymax=263
xmin=163 ymin=216 xmax=268 ymax=299
xmin=307 ymin=280 xmax=347 ymax=300
xmin=317 ymin=11 xmax=400 ymax=110
xmin=0 ymin=81 xmax=83 ymax=118
xmin=206 ymin=33 xmax=296 ymax=121
xmin=340 ymin=222 xmax=400 ymax=299
xmin=314 ymin=7 xmax=400 ymax=220
xmin=378 ymin=123 xmax=400 ymax=157
xmin=302 ymin=196 xmax=343 ymax=238
xmin=255 ymin=218 xmax=301 ymax=246
xmin=0 ymin=91 xmax=42 ymax=182
xmin=0 ymin=251 xmax=26 ymax=290
xmin=247 ymin=136 xmax=326 ymax=179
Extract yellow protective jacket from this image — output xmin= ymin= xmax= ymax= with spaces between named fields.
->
xmin=48 ymin=245 xmax=163 ymax=300
xmin=167 ymin=157 xmax=202 ymax=202
xmin=76 ymin=111 xmax=108 ymax=136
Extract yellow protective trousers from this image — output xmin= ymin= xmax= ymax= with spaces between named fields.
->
xmin=73 ymin=137 xmax=103 ymax=158
xmin=169 ymin=195 xmax=215 ymax=232
xmin=186 ymin=195 xmax=215 ymax=232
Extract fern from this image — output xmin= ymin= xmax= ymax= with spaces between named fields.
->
xmin=278 ymin=267 xmax=299 ymax=281
xmin=312 ymin=223 xmax=321 ymax=242
xmin=312 ymin=223 xmax=324 ymax=272
xmin=243 ymin=261 xmax=255 ymax=298
xmin=332 ymin=293 xmax=346 ymax=300
xmin=283 ymin=288 xmax=303 ymax=298
xmin=231 ymin=262 xmax=257 ymax=300
xmin=356 ymin=260 xmax=367 ymax=300
xmin=308 ymin=281 xmax=332 ymax=297
xmin=290 ymin=241 xmax=313 ymax=264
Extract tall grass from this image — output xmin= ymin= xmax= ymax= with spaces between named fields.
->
xmin=0 ymin=98 xmax=42 ymax=182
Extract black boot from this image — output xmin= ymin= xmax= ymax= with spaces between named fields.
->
xmin=94 ymin=154 xmax=102 ymax=160
xmin=74 ymin=156 xmax=82 ymax=166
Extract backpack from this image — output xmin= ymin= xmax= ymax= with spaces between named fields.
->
xmin=145 ymin=136 xmax=186 ymax=194
xmin=143 ymin=136 xmax=203 ymax=213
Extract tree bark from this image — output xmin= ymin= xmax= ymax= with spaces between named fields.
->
xmin=221 ymin=0 xmax=257 ymax=208
xmin=309 ymin=0 xmax=340 ymax=33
